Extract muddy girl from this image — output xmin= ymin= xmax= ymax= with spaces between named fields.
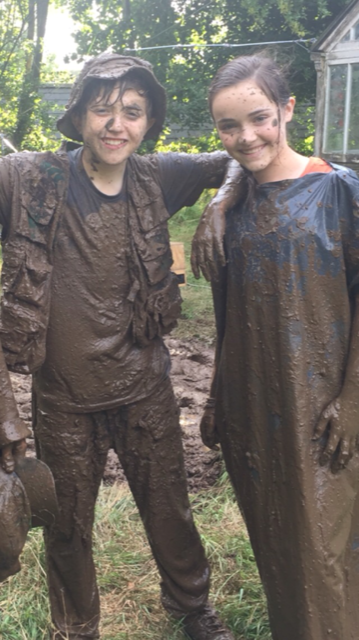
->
xmin=195 ymin=54 xmax=359 ymax=640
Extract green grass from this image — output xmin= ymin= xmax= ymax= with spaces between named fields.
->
xmin=169 ymin=192 xmax=216 ymax=343
xmin=0 ymin=479 xmax=271 ymax=640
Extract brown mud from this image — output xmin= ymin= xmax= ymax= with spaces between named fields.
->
xmin=10 ymin=337 xmax=222 ymax=493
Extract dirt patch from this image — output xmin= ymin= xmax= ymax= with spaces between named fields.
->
xmin=10 ymin=338 xmax=222 ymax=493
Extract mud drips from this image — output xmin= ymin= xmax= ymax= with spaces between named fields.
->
xmin=11 ymin=337 xmax=221 ymax=493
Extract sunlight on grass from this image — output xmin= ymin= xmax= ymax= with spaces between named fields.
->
xmin=0 ymin=480 xmax=271 ymax=640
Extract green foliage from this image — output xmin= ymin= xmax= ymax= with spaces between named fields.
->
xmin=288 ymin=104 xmax=315 ymax=155
xmin=0 ymin=0 xmax=70 ymax=152
xmin=154 ymin=127 xmax=223 ymax=154
xmin=0 ymin=0 xmax=29 ymax=142
xmin=66 ymin=0 xmax=351 ymax=132
xmin=0 ymin=0 xmax=352 ymax=153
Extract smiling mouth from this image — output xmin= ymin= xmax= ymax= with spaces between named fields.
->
xmin=239 ymin=144 xmax=266 ymax=155
xmin=102 ymin=138 xmax=127 ymax=148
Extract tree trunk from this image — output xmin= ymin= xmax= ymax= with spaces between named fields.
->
xmin=123 ymin=0 xmax=135 ymax=50
xmin=12 ymin=0 xmax=49 ymax=149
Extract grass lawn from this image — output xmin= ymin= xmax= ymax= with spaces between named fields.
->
xmin=0 ymin=479 xmax=271 ymax=640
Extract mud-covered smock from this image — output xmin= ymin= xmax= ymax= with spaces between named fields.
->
xmin=214 ymin=166 xmax=359 ymax=640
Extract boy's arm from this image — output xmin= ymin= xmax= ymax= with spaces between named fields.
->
xmin=157 ymin=151 xmax=230 ymax=213
xmin=0 ymin=344 xmax=30 ymax=471
xmin=191 ymin=160 xmax=245 ymax=281
xmin=157 ymin=151 xmax=245 ymax=281
xmin=0 ymin=158 xmax=30 ymax=472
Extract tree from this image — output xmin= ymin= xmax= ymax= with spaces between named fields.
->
xmin=12 ymin=0 xmax=50 ymax=148
xmin=0 ymin=0 xmax=66 ymax=151
xmin=0 ymin=0 xmax=29 ymax=140
xmin=66 ymin=0 xmax=352 ymax=132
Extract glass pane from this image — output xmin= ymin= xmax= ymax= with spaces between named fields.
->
xmin=324 ymin=65 xmax=347 ymax=153
xmin=348 ymin=64 xmax=359 ymax=151
xmin=355 ymin=20 xmax=359 ymax=40
xmin=341 ymin=30 xmax=351 ymax=42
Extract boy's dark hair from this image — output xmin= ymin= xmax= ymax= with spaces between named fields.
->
xmin=57 ymin=53 xmax=166 ymax=142
xmin=73 ymin=72 xmax=155 ymax=121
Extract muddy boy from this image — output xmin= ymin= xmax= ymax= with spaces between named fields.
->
xmin=0 ymin=53 xmax=234 ymax=639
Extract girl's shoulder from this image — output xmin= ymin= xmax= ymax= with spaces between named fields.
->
xmin=321 ymin=161 xmax=358 ymax=183
xmin=301 ymin=157 xmax=333 ymax=176
xmin=307 ymin=162 xmax=359 ymax=214
xmin=302 ymin=161 xmax=359 ymax=196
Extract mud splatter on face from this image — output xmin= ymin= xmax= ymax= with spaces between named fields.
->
xmin=272 ymin=118 xmax=278 ymax=127
xmin=105 ymin=118 xmax=115 ymax=131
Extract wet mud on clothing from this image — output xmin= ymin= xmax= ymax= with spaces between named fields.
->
xmin=33 ymin=378 xmax=210 ymax=639
xmin=30 ymin=149 xmax=227 ymax=413
xmin=214 ymin=166 xmax=359 ymax=640
xmin=33 ymin=148 xmax=168 ymax=412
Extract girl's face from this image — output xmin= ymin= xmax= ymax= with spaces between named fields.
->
xmin=212 ymin=79 xmax=295 ymax=179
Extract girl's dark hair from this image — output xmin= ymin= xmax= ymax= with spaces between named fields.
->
xmin=208 ymin=54 xmax=290 ymax=116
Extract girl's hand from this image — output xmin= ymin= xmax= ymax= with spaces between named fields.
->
xmin=313 ymin=396 xmax=359 ymax=472
xmin=199 ymin=403 xmax=220 ymax=450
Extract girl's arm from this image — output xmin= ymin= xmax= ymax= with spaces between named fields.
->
xmin=314 ymin=293 xmax=359 ymax=472
xmin=199 ymin=267 xmax=227 ymax=449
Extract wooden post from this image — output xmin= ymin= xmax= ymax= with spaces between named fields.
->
xmin=170 ymin=242 xmax=186 ymax=286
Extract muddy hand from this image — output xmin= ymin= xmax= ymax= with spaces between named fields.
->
xmin=191 ymin=201 xmax=226 ymax=281
xmin=0 ymin=438 xmax=27 ymax=473
xmin=313 ymin=396 xmax=359 ymax=473
xmin=191 ymin=160 xmax=244 ymax=281
xmin=200 ymin=404 xmax=220 ymax=450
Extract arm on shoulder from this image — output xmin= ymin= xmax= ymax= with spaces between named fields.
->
xmin=191 ymin=160 xmax=245 ymax=281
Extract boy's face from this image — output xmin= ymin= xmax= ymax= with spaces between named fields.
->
xmin=74 ymin=83 xmax=154 ymax=170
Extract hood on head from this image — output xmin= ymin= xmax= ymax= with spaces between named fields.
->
xmin=57 ymin=52 xmax=166 ymax=142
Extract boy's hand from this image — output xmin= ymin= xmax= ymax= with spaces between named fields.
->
xmin=191 ymin=160 xmax=245 ymax=281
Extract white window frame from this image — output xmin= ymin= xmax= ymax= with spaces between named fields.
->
xmin=341 ymin=19 xmax=359 ymax=43
xmin=324 ymin=61 xmax=359 ymax=154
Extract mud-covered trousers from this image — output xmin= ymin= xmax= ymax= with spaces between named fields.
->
xmin=33 ymin=378 xmax=210 ymax=639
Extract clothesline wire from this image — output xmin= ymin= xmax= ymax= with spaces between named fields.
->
xmin=124 ymin=38 xmax=316 ymax=53
xmin=186 ymin=282 xmax=211 ymax=290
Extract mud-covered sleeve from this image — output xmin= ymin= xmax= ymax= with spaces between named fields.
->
xmin=0 ymin=157 xmax=30 ymax=446
xmin=0 ymin=345 xmax=30 ymax=447
xmin=156 ymin=151 xmax=229 ymax=215
xmin=0 ymin=157 xmax=13 ymax=231
xmin=209 ymin=265 xmax=227 ymax=398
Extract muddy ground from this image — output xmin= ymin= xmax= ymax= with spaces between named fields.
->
xmin=10 ymin=337 xmax=222 ymax=493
